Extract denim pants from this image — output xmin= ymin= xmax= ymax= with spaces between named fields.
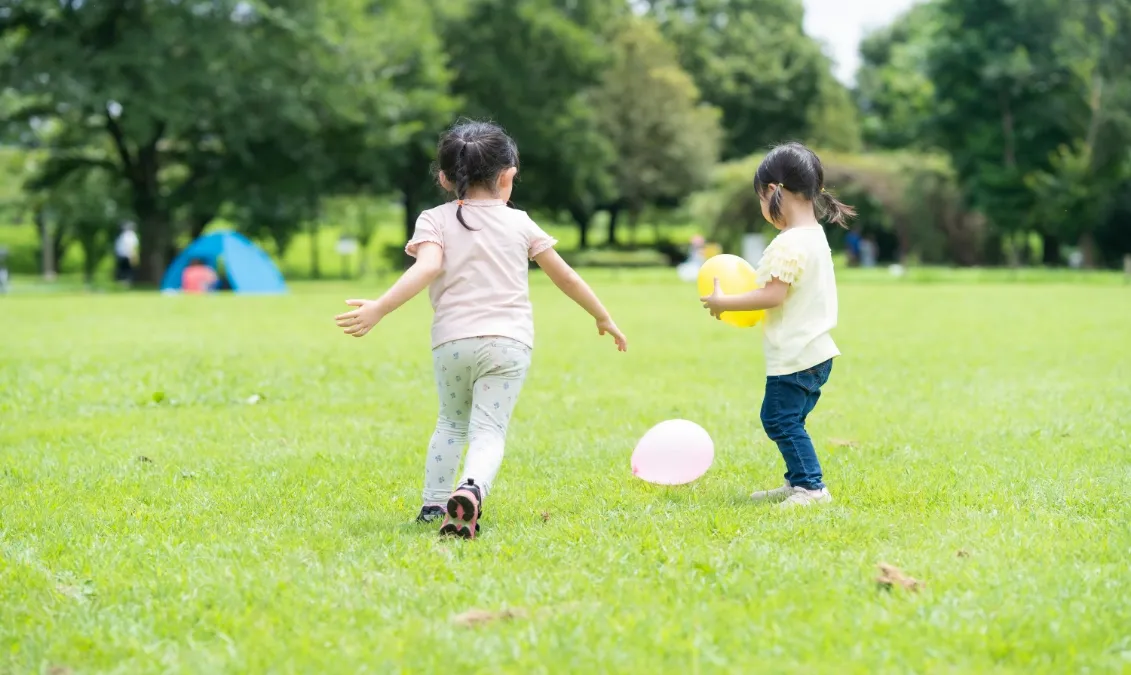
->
xmin=760 ymin=359 xmax=833 ymax=490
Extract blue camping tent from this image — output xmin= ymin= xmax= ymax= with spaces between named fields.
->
xmin=161 ymin=231 xmax=286 ymax=294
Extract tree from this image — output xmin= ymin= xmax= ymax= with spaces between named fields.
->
xmin=854 ymin=3 xmax=939 ymax=151
xmin=440 ymin=0 xmax=621 ymax=246
xmin=645 ymin=0 xmax=838 ymax=159
xmin=926 ymin=0 xmax=1081 ymax=262
xmin=1025 ymin=0 xmax=1131 ymax=266
xmin=0 ymin=0 xmax=452 ymax=283
xmin=32 ymin=167 xmax=127 ymax=285
xmin=590 ymin=16 xmax=721 ymax=245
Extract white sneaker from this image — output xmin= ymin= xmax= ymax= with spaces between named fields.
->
xmin=780 ymin=487 xmax=833 ymax=507
xmin=750 ymin=481 xmax=793 ymax=503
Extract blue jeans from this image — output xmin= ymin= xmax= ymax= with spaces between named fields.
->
xmin=760 ymin=359 xmax=833 ymax=490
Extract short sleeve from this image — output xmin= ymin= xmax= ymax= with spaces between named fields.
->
xmin=405 ymin=211 xmax=443 ymax=258
xmin=756 ymin=238 xmax=806 ymax=286
xmin=526 ymin=216 xmax=558 ymax=260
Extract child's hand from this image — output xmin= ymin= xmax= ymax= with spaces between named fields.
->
xmin=597 ymin=317 xmax=628 ymax=352
xmin=335 ymin=299 xmax=386 ymax=338
xmin=700 ymin=278 xmax=727 ymax=319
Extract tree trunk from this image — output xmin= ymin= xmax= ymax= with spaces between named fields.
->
xmin=80 ymin=234 xmax=98 ymax=286
xmin=37 ymin=209 xmax=56 ymax=280
xmin=1041 ymin=233 xmax=1061 ymax=266
xmin=1079 ymin=232 xmax=1097 ymax=269
xmin=983 ymin=232 xmax=1005 ymax=266
xmin=606 ymin=206 xmax=622 ymax=246
xmin=357 ymin=201 xmax=373 ymax=277
xmin=136 ymin=209 xmax=170 ymax=286
xmin=569 ymin=205 xmax=592 ymax=249
xmin=308 ymin=220 xmax=321 ymax=280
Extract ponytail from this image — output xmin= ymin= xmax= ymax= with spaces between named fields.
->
xmin=766 ymin=183 xmax=787 ymax=225
xmin=454 ymin=143 xmax=473 ymax=231
xmin=818 ymin=188 xmax=857 ymax=228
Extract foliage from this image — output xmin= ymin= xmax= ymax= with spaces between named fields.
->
xmin=855 ymin=3 xmax=939 ymax=150
xmin=645 ymin=0 xmax=850 ymax=158
xmin=441 ymin=0 xmax=618 ymax=216
xmin=696 ymin=150 xmax=979 ymax=264
xmin=590 ymin=16 xmax=722 ymax=240
xmin=0 ymin=0 xmax=453 ymax=283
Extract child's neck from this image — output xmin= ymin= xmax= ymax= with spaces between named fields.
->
xmin=778 ymin=202 xmax=821 ymax=231
xmin=463 ymin=187 xmax=501 ymax=201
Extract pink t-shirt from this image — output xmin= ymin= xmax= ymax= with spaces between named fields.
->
xmin=406 ymin=199 xmax=557 ymax=349
xmin=182 ymin=264 xmax=217 ymax=294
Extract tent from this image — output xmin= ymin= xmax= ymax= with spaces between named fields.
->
xmin=161 ymin=231 xmax=286 ymax=294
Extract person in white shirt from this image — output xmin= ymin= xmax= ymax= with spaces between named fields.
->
xmin=700 ymin=142 xmax=855 ymax=507
xmin=114 ymin=222 xmax=139 ymax=285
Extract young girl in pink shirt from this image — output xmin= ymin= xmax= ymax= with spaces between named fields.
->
xmin=335 ymin=120 xmax=627 ymax=539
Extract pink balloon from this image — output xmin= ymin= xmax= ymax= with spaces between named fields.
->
xmin=631 ymin=419 xmax=714 ymax=485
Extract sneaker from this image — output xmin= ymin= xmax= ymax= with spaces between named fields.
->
xmin=780 ymin=486 xmax=833 ymax=507
xmin=750 ymin=481 xmax=793 ymax=504
xmin=416 ymin=505 xmax=446 ymax=524
xmin=439 ymin=479 xmax=483 ymax=539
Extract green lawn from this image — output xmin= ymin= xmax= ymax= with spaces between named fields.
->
xmin=2 ymin=273 xmax=1130 ymax=673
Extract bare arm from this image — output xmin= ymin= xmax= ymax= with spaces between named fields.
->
xmin=334 ymin=242 xmax=442 ymax=338
xmin=534 ymin=249 xmax=627 ymax=351
xmin=700 ymin=277 xmax=788 ymax=319
xmin=369 ymin=243 xmax=443 ymax=316
xmin=534 ymin=249 xmax=610 ymax=319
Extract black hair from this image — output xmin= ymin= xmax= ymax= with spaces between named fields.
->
xmin=434 ymin=119 xmax=520 ymax=230
xmin=753 ymin=142 xmax=856 ymax=228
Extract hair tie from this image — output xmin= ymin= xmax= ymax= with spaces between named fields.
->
xmin=821 ymin=187 xmax=827 ymax=193
xmin=778 ymin=183 xmax=786 ymax=190
xmin=456 ymin=199 xmax=464 ymax=206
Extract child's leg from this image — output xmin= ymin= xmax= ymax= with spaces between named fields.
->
xmin=421 ymin=341 xmax=476 ymax=506
xmin=459 ymin=338 xmax=532 ymax=497
xmin=760 ymin=360 xmax=833 ymax=491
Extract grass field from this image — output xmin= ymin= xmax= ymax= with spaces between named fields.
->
xmin=2 ymin=272 xmax=1130 ymax=673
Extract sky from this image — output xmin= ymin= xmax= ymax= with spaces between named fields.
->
xmin=802 ymin=0 xmax=922 ymax=84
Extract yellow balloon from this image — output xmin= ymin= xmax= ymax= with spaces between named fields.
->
xmin=697 ymin=254 xmax=766 ymax=328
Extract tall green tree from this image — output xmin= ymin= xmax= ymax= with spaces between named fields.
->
xmin=590 ymin=16 xmax=722 ymax=244
xmin=645 ymin=0 xmax=837 ymax=158
xmin=440 ymin=0 xmax=621 ymax=246
xmin=1025 ymin=0 xmax=1131 ymax=266
xmin=854 ymin=3 xmax=939 ymax=150
xmin=0 ymin=0 xmax=451 ymax=283
xmin=926 ymin=0 xmax=1080 ymax=261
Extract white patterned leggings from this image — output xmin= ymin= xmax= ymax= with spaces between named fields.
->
xmin=422 ymin=337 xmax=532 ymax=505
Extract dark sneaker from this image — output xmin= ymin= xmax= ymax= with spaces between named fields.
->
xmin=416 ymin=505 xmax=446 ymax=524
xmin=439 ymin=479 xmax=483 ymax=540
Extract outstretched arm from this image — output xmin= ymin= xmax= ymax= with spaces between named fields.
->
xmin=534 ymin=248 xmax=627 ymax=351
xmin=335 ymin=242 xmax=443 ymax=338
xmin=701 ymin=277 xmax=788 ymax=319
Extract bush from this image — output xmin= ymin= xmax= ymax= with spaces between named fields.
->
xmin=691 ymin=150 xmax=985 ymax=265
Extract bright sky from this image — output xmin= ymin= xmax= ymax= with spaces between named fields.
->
xmin=802 ymin=0 xmax=922 ymax=83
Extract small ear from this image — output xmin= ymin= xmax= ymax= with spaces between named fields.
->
xmin=437 ymin=171 xmax=453 ymax=192
xmin=497 ymin=166 xmax=518 ymax=190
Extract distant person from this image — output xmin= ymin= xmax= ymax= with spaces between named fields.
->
xmin=181 ymin=258 xmax=218 ymax=294
xmin=700 ymin=141 xmax=855 ymax=507
xmin=845 ymin=228 xmax=862 ymax=267
xmin=860 ymin=237 xmax=877 ymax=268
xmin=334 ymin=119 xmax=627 ymax=539
xmin=114 ymin=222 xmax=139 ymax=286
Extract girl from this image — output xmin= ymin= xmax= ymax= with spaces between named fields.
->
xmin=335 ymin=120 xmax=627 ymax=538
xmin=700 ymin=142 xmax=854 ymax=507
